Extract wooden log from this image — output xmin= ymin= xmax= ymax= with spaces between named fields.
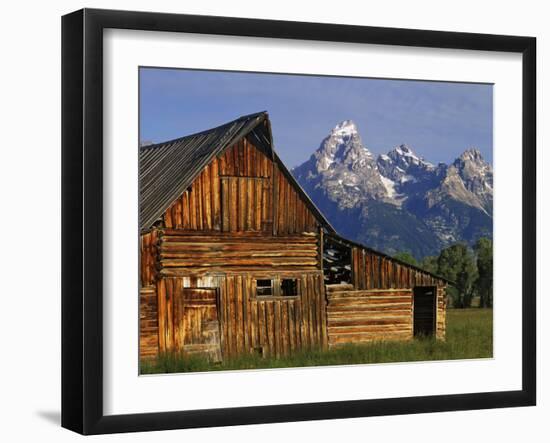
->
xmin=272 ymin=164 xmax=279 ymax=235
xmin=249 ymin=278 xmax=258 ymax=349
xmin=203 ymin=163 xmax=212 ymax=230
xmin=222 ymin=277 xmax=232 ymax=357
xmin=327 ymin=317 xmax=411 ymax=327
xmin=258 ymin=300 xmax=267 ymax=357
xmin=160 ymin=258 xmax=319 ymax=268
xmin=211 ymin=161 xmax=221 ymax=230
xmin=318 ymin=275 xmax=328 ymax=349
xmin=255 ymin=179 xmax=262 ymax=231
xmin=281 ymin=301 xmax=289 ymax=356
xmin=288 ymin=299 xmax=296 ymax=353
xmin=160 ymin=251 xmax=319 ymax=260
xmin=242 ymin=275 xmax=249 ymax=353
xmin=229 ymin=177 xmax=238 ymax=232
xmin=266 ymin=301 xmax=275 ymax=357
xmin=235 ymin=275 xmax=243 ymax=354
xmin=238 ymin=177 xmax=246 ymax=231
xmin=273 ymin=300 xmax=281 ymax=358
xmin=196 ymin=174 xmax=204 ymax=231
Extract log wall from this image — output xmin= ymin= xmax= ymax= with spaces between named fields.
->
xmin=326 ymin=284 xmax=447 ymax=346
xmin=158 ymin=230 xmax=320 ymax=276
xmin=326 ymin=286 xmax=413 ymax=347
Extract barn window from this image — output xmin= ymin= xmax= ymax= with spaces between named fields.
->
xmin=280 ymin=279 xmax=299 ymax=296
xmin=256 ymin=279 xmax=273 ymax=296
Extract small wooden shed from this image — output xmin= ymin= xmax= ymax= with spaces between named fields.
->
xmin=139 ymin=112 xmax=448 ymax=361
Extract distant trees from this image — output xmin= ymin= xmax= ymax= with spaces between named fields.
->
xmin=437 ymin=243 xmax=478 ymax=308
xmin=398 ymin=237 xmax=493 ymax=309
xmin=473 ymin=238 xmax=493 ymax=308
xmin=393 ymin=251 xmax=418 ymax=266
xmin=420 ymin=255 xmax=438 ymax=275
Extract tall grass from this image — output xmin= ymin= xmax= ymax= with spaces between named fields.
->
xmin=140 ymin=308 xmax=492 ymax=374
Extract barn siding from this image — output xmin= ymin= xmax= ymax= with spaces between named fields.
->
xmin=140 ymin=230 xmax=158 ymax=287
xmin=161 ymin=137 xmax=319 ymax=235
xmin=155 ymin=272 xmax=327 ymax=359
xmin=157 ymin=230 xmax=320 ymax=276
xmin=436 ymin=286 xmax=447 ymax=340
xmin=326 ymin=287 xmax=413 ymax=347
xmin=351 ymin=246 xmax=444 ymax=290
xmin=219 ymin=272 xmax=326 ymax=358
xmin=156 ymin=279 xmax=222 ymax=360
xmin=140 ymin=286 xmax=159 ymax=358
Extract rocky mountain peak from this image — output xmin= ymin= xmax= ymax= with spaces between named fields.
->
xmin=330 ymin=119 xmax=358 ymax=137
xmin=314 ymin=120 xmax=373 ymax=173
xmin=388 ymin=144 xmax=434 ymax=168
xmin=459 ymin=148 xmax=484 ymax=162
xmin=292 ymin=121 xmax=494 ymax=259
xmin=451 ymin=148 xmax=493 ymax=212
xmin=377 ymin=143 xmax=434 ymax=186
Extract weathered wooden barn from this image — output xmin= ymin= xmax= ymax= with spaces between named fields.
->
xmin=139 ymin=112 xmax=448 ymax=361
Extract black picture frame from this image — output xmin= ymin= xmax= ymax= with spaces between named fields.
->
xmin=61 ymin=8 xmax=536 ymax=435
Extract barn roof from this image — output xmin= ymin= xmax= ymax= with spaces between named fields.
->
xmin=139 ymin=111 xmax=335 ymax=232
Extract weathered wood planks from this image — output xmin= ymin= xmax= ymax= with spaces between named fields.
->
xmin=157 ymin=282 xmax=222 ymax=361
xmin=161 ymin=136 xmax=319 ymax=235
xmin=139 ymin=286 xmax=159 ymax=358
xmin=436 ymin=286 xmax=447 ymax=340
xmin=218 ymin=272 xmax=327 ymax=359
xmin=140 ymin=229 xmax=158 ymax=287
xmin=326 ymin=288 xmax=414 ymax=347
xmin=350 ymin=245 xmax=443 ymax=290
xmin=158 ymin=232 xmax=320 ymax=275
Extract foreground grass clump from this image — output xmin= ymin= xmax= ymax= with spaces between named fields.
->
xmin=140 ymin=308 xmax=492 ymax=374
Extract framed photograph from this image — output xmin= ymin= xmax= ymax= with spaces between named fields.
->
xmin=61 ymin=8 xmax=536 ymax=435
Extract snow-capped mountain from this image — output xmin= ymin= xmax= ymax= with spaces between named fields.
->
xmin=293 ymin=121 xmax=493 ymax=259
xmin=377 ymin=144 xmax=435 ymax=184
xmin=294 ymin=120 xmax=388 ymax=210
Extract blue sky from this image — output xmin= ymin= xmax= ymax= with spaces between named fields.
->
xmin=140 ymin=68 xmax=493 ymax=168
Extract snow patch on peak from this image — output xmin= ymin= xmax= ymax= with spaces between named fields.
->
xmin=389 ymin=144 xmax=434 ymax=169
xmin=380 ymin=175 xmax=397 ymax=198
xmin=331 ymin=120 xmax=358 ymax=136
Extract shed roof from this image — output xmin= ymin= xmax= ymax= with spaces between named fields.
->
xmin=139 ymin=111 xmax=335 ymax=233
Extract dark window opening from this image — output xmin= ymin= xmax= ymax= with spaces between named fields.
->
xmin=256 ymin=279 xmax=273 ymax=296
xmin=281 ymin=279 xmax=298 ymax=296
xmin=323 ymin=236 xmax=352 ymax=285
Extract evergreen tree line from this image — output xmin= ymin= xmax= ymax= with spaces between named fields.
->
xmin=394 ymin=238 xmax=493 ymax=308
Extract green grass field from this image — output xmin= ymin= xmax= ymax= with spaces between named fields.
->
xmin=140 ymin=308 xmax=493 ymax=374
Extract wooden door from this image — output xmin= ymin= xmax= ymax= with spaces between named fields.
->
xmin=173 ymin=288 xmax=222 ymax=361
xmin=413 ymin=286 xmax=436 ymax=337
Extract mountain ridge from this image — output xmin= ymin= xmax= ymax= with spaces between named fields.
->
xmin=292 ymin=120 xmax=493 ymax=259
